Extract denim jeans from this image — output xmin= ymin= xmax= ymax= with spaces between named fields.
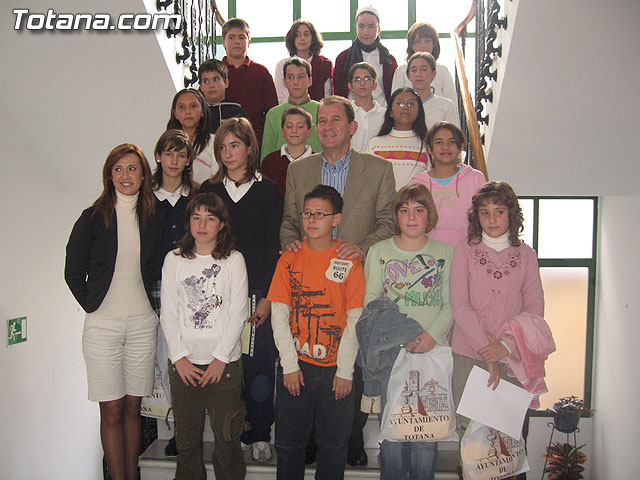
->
xmin=379 ymin=378 xmax=438 ymax=480
xmin=275 ymin=361 xmax=354 ymax=480
xmin=169 ymin=359 xmax=246 ymax=480
xmin=380 ymin=440 xmax=438 ymax=480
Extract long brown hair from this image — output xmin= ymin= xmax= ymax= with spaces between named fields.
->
xmin=211 ymin=117 xmax=260 ymax=184
xmin=152 ymin=129 xmax=195 ymax=195
xmin=177 ymin=193 xmax=235 ymax=260
xmin=92 ymin=144 xmax=155 ymax=226
xmin=467 ymin=181 xmax=523 ymax=246
xmin=406 ymin=22 xmax=441 ymax=60
xmin=285 ymin=19 xmax=324 ymax=56
xmin=166 ymin=89 xmax=211 ymax=156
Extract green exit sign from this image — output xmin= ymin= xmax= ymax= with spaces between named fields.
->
xmin=7 ymin=317 xmax=27 ymax=346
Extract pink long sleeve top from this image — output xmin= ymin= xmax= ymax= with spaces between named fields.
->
xmin=450 ymin=241 xmax=544 ymax=360
xmin=410 ymin=164 xmax=486 ymax=248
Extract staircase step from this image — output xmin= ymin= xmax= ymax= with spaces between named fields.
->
xmin=140 ymin=439 xmax=459 ymax=480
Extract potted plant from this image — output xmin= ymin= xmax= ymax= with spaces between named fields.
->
xmin=548 ymin=396 xmax=593 ymax=434
xmin=542 ymin=442 xmax=587 ymax=480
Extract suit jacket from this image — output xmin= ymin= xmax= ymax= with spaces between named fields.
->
xmin=64 ymin=207 xmax=163 ymax=313
xmin=280 ymin=149 xmax=396 ymax=253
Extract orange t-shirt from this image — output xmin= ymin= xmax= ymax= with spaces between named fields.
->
xmin=267 ymin=242 xmax=365 ymax=367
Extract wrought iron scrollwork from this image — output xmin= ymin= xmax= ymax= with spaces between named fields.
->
xmin=474 ymin=0 xmax=508 ymax=128
xmin=157 ymin=0 xmax=218 ymax=88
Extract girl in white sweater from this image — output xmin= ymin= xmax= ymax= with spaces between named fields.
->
xmin=160 ymin=193 xmax=249 ymax=480
xmin=367 ymin=87 xmax=429 ymax=189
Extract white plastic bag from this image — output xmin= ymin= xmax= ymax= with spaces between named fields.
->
xmin=140 ymin=364 xmax=173 ymax=420
xmin=379 ymin=346 xmax=457 ymax=442
xmin=461 ymin=420 xmax=529 ymax=480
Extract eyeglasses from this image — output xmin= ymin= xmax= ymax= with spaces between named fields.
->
xmin=351 ymin=76 xmax=374 ymax=84
xmin=300 ymin=211 xmax=338 ymax=220
xmin=392 ymin=101 xmax=419 ymax=109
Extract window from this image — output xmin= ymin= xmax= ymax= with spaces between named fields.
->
xmin=520 ymin=197 xmax=597 ymax=411
xmin=214 ymin=0 xmax=474 ymax=85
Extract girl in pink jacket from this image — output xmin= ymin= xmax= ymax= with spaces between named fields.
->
xmin=450 ymin=181 xmax=547 ymax=451
xmin=411 ymin=122 xmax=486 ymax=248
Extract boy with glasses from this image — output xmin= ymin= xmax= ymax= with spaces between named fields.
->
xmin=268 ymin=185 xmax=365 ymax=479
xmin=348 ymin=62 xmax=386 ymax=152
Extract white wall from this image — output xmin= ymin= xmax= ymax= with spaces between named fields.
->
xmin=471 ymin=2 xmax=640 ymax=477
xmin=0 ymin=2 xmax=175 ymax=478
xmin=592 ymin=195 xmax=640 ymax=479
xmin=485 ymin=0 xmax=640 ymax=196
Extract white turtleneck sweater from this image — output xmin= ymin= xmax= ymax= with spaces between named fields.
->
xmin=481 ymin=231 xmax=510 ymax=252
xmin=95 ymin=190 xmax=153 ymax=317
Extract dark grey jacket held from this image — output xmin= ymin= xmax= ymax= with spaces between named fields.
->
xmin=356 ymin=296 xmax=424 ymax=399
xmin=64 ymin=207 xmax=163 ymax=313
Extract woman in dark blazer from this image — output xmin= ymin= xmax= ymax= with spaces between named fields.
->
xmin=65 ymin=144 xmax=161 ymax=480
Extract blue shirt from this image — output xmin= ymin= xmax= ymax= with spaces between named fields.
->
xmin=432 ymin=165 xmax=462 ymax=186
xmin=321 ymin=148 xmax=352 ymax=237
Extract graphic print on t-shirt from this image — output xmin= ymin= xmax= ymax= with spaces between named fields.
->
xmin=286 ymin=263 xmax=343 ymax=365
xmin=379 ymin=253 xmax=446 ymax=307
xmin=182 ymin=264 xmax=223 ymax=329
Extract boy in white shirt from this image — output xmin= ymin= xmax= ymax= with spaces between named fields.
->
xmin=407 ymin=52 xmax=459 ymax=129
xmin=348 ymin=62 xmax=386 ymax=152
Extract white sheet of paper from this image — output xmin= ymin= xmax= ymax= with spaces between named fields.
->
xmin=456 ymin=365 xmax=533 ymax=439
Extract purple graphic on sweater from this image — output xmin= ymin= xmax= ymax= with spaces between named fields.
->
xmin=182 ymin=264 xmax=223 ymax=329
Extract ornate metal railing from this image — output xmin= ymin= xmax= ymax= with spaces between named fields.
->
xmin=156 ymin=0 xmax=223 ymax=88
xmin=475 ymin=0 xmax=508 ymax=136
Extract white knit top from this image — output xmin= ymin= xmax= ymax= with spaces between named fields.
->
xmin=95 ymin=190 xmax=152 ymax=316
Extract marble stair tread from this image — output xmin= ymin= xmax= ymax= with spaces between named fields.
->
xmin=140 ymin=439 xmax=460 ymax=479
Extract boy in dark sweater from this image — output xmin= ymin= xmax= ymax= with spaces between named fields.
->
xmin=221 ymin=18 xmax=278 ymax=144
xmin=198 ymin=59 xmax=249 ymax=135
xmin=261 ymin=106 xmax=314 ymax=198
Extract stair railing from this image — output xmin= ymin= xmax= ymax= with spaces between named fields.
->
xmin=157 ymin=0 xmax=225 ymax=88
xmin=453 ymin=1 xmax=489 ymax=180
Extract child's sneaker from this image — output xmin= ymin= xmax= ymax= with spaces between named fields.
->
xmin=241 ymin=441 xmax=252 ymax=452
xmin=252 ymin=441 xmax=272 ymax=462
